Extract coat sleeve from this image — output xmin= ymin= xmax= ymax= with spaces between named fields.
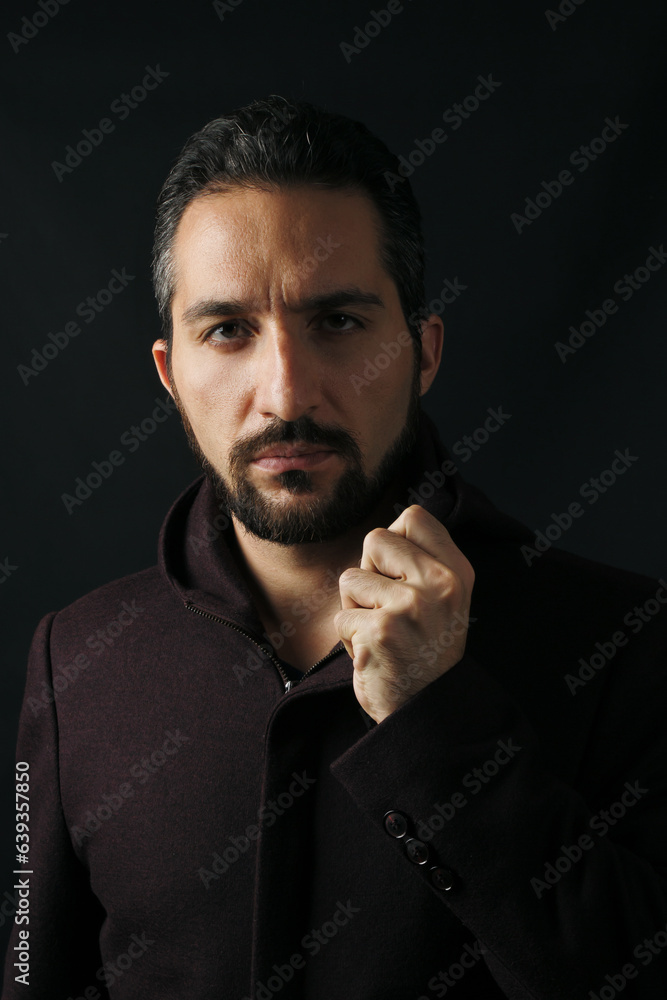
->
xmin=329 ymin=626 xmax=667 ymax=999
xmin=1 ymin=612 xmax=110 ymax=1000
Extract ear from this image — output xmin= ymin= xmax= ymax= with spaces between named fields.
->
xmin=152 ymin=339 xmax=173 ymax=397
xmin=418 ymin=314 xmax=444 ymax=396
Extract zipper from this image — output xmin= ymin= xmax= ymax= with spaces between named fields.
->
xmin=294 ymin=643 xmax=345 ymax=687
xmin=184 ymin=600 xmax=343 ymax=693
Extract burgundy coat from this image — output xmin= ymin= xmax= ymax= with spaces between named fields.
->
xmin=3 ymin=411 xmax=667 ymax=999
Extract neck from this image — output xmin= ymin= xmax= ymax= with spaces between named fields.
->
xmin=228 ymin=480 xmax=406 ymax=632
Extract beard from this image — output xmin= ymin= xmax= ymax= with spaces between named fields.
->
xmin=167 ymin=351 xmax=422 ymax=546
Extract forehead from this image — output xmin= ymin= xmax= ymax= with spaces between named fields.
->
xmin=171 ymin=185 xmax=389 ymax=307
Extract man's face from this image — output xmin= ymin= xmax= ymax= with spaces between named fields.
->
xmin=153 ymin=184 xmax=441 ymax=545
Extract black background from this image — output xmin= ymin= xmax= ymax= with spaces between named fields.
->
xmin=1 ymin=0 xmax=665 ymax=961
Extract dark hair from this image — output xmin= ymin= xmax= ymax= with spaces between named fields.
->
xmin=152 ymin=94 xmax=427 ymax=366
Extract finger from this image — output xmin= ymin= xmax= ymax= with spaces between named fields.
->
xmin=361 ymin=508 xmax=472 ymax=589
xmin=359 ymin=528 xmax=422 ymax=580
xmin=333 ymin=607 xmax=374 ymax=667
xmin=334 ymin=606 xmax=365 ymax=643
xmin=359 ymin=525 xmax=453 ymax=589
xmin=338 ymin=567 xmax=401 ymax=612
xmin=386 ymin=505 xmax=464 ymax=568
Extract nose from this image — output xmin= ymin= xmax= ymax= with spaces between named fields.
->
xmin=253 ymin=323 xmax=324 ymax=423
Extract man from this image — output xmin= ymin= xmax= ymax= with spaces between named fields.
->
xmin=3 ymin=96 xmax=667 ymax=999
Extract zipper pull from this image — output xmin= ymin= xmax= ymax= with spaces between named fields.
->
xmin=284 ymin=680 xmax=293 ymax=693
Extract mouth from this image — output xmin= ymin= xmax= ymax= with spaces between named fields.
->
xmin=251 ymin=445 xmax=338 ymax=473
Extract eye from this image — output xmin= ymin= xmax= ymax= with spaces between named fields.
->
xmin=318 ymin=313 xmax=366 ymax=333
xmin=202 ymin=313 xmax=366 ymax=345
xmin=203 ymin=321 xmax=249 ymax=345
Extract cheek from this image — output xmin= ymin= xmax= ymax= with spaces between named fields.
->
xmin=173 ymin=358 xmax=240 ymax=455
xmin=350 ymin=350 xmax=413 ymax=413
xmin=344 ymin=323 xmax=415 ymax=400
xmin=175 ymin=352 xmax=236 ymax=414
xmin=344 ymin=368 xmax=413 ymax=468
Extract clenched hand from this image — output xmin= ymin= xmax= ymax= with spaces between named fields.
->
xmin=334 ymin=505 xmax=475 ymax=724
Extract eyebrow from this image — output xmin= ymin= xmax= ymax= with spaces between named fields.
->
xmin=180 ymin=287 xmax=385 ymax=325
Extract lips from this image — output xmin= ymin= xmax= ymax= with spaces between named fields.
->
xmin=250 ymin=445 xmax=339 ymax=473
xmin=253 ymin=444 xmax=336 ymax=460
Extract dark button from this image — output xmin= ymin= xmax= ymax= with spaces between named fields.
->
xmin=383 ymin=810 xmax=408 ymax=838
xmin=430 ymin=865 xmax=456 ymax=891
xmin=404 ymin=838 xmax=429 ymax=865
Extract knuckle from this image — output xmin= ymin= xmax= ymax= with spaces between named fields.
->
xmin=428 ymin=562 xmax=458 ymax=600
xmin=370 ymin=611 xmax=392 ymax=646
xmin=357 ymin=647 xmax=372 ymax=669
xmin=406 ymin=503 xmax=424 ymax=518
xmin=365 ymin=526 xmax=387 ymax=546
xmin=401 ymin=586 xmax=422 ymax=616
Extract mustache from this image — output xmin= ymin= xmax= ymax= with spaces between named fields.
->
xmin=229 ymin=416 xmax=362 ymax=465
